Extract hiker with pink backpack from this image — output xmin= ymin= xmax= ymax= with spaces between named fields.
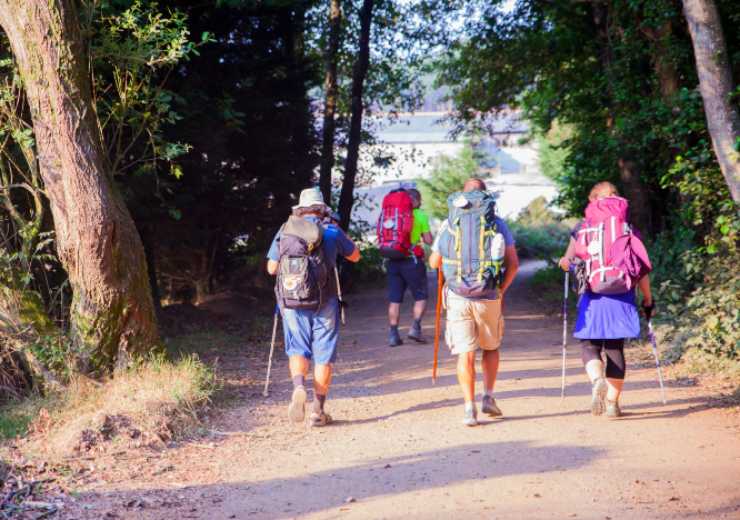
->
xmin=559 ymin=181 xmax=654 ymax=418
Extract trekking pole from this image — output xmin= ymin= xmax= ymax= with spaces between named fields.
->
xmin=334 ymin=266 xmax=346 ymax=325
xmin=561 ymin=270 xmax=569 ymax=400
xmin=262 ymin=305 xmax=280 ymax=398
xmin=432 ymin=268 xmax=444 ymax=384
xmin=647 ymin=319 xmax=667 ymax=405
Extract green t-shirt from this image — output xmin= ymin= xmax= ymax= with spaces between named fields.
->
xmin=410 ymin=208 xmax=431 ymax=252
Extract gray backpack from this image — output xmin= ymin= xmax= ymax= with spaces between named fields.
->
xmin=275 ymin=216 xmax=330 ymax=310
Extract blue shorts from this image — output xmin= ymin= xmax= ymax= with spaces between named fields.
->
xmin=281 ymin=297 xmax=339 ymax=365
xmin=386 ymin=258 xmax=428 ymax=303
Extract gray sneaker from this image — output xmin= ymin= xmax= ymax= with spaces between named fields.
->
xmin=407 ymin=322 xmax=426 ymax=343
xmin=288 ymin=386 xmax=307 ymax=423
xmin=462 ymin=405 xmax=478 ymax=427
xmin=605 ymin=399 xmax=622 ymax=418
xmin=591 ymin=377 xmax=607 ymax=416
xmin=309 ymin=411 xmax=333 ymax=427
xmin=481 ymin=395 xmax=503 ymax=417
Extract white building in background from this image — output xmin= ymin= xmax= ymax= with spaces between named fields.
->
xmin=351 ymin=110 xmax=557 ymax=231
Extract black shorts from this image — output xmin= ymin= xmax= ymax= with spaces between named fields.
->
xmin=386 ymin=257 xmax=428 ymax=303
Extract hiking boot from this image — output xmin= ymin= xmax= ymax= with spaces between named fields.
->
xmin=481 ymin=395 xmax=503 ymax=417
xmin=389 ymin=327 xmax=403 ymax=347
xmin=309 ymin=411 xmax=333 ymax=427
xmin=605 ymin=399 xmax=622 ymax=418
xmin=288 ymin=385 xmax=307 ymax=423
xmin=591 ymin=377 xmax=607 ymax=416
xmin=407 ymin=321 xmax=427 ymax=343
xmin=462 ymin=405 xmax=478 ymax=427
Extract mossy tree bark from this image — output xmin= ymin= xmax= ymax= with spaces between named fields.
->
xmin=682 ymin=0 xmax=740 ymax=202
xmin=0 ymin=0 xmax=161 ymax=373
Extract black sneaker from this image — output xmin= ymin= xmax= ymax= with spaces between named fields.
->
xmin=389 ymin=327 xmax=403 ymax=347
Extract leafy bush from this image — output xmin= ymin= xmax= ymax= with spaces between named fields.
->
xmin=351 ymin=245 xmax=386 ymax=284
xmin=508 ymin=197 xmax=572 ymax=266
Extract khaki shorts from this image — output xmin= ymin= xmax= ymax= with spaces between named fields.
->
xmin=444 ymin=289 xmax=504 ymax=355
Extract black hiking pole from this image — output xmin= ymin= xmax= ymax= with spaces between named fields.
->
xmin=561 ymin=271 xmax=569 ymax=400
xmin=647 ymin=319 xmax=667 ymax=405
xmin=262 ymin=305 xmax=280 ymax=398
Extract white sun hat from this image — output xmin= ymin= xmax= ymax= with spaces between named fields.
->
xmin=292 ymin=187 xmax=328 ymax=210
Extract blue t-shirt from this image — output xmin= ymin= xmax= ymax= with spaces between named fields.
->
xmin=432 ymin=217 xmax=515 ymax=300
xmin=266 ymin=216 xmax=356 ymax=271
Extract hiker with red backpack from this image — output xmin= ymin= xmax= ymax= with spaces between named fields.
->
xmin=266 ymin=188 xmax=360 ymax=427
xmin=558 ymin=181 xmax=654 ymax=418
xmin=429 ymin=178 xmax=519 ymax=426
xmin=378 ymin=186 xmax=433 ymax=347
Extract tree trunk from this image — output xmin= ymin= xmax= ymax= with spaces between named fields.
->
xmin=643 ymin=21 xmax=680 ymax=100
xmin=319 ymin=0 xmax=342 ymax=205
xmin=0 ymin=0 xmax=161 ymax=373
xmin=618 ymin=158 xmax=652 ymax=233
xmin=682 ymin=0 xmax=740 ymax=202
xmin=338 ymin=0 xmax=374 ymax=231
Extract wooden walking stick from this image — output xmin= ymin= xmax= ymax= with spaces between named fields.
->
xmin=432 ymin=267 xmax=444 ymax=383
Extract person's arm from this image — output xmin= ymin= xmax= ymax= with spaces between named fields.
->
xmin=559 ymin=237 xmax=577 ymax=271
xmin=335 ymin=226 xmax=361 ymax=263
xmin=345 ymin=247 xmax=361 ymax=263
xmin=499 ymin=245 xmax=519 ymax=295
xmin=429 ymin=251 xmax=442 ymax=269
xmin=265 ymin=230 xmax=282 ymax=276
xmin=421 ymin=231 xmax=433 ymax=245
xmin=638 ymin=274 xmax=652 ymax=306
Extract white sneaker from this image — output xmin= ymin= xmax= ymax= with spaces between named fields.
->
xmin=591 ymin=378 xmax=607 ymax=416
xmin=288 ymin=386 xmax=307 ymax=423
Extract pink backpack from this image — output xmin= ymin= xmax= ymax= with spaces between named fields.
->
xmin=574 ymin=196 xmax=652 ymax=295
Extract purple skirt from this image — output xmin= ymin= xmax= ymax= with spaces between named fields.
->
xmin=574 ymin=290 xmax=640 ymax=340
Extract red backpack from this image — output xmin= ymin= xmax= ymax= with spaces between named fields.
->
xmin=377 ymin=189 xmax=414 ymax=259
xmin=574 ymin=196 xmax=652 ymax=295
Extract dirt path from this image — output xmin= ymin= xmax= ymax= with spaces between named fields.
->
xmin=65 ymin=265 xmax=740 ymax=519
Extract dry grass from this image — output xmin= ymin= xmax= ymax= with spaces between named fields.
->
xmin=19 ymin=355 xmax=217 ymax=459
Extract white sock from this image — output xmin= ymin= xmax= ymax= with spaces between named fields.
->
xmin=464 ymin=401 xmax=475 ymax=412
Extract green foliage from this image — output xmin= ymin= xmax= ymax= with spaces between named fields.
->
xmin=418 ymin=144 xmax=480 ymax=219
xmin=508 ymin=197 xmax=571 ymax=265
xmin=0 ymin=399 xmax=39 ymax=439
xmin=352 ymin=245 xmax=386 ymax=284
xmin=90 ymin=1 xmax=204 ymax=182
